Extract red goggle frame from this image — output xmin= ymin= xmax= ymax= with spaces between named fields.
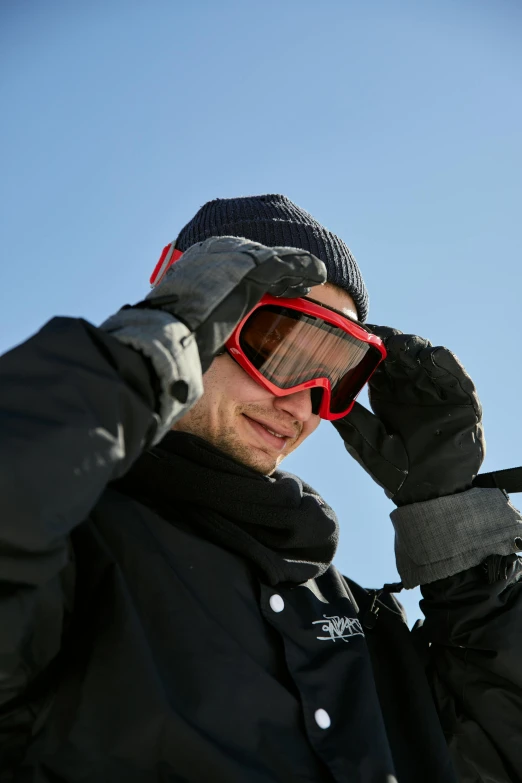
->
xmin=225 ymin=294 xmax=386 ymax=420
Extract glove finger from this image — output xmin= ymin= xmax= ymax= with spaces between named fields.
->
xmin=424 ymin=346 xmax=482 ymax=415
xmin=368 ymin=334 xmax=438 ymax=403
xmin=332 ymin=401 xmax=408 ymax=497
xmin=251 ymin=252 xmax=327 ymax=298
xmin=398 ymin=343 xmax=479 ymax=408
xmin=367 ymin=328 xmax=433 ymax=389
xmin=272 ymin=283 xmax=313 ymax=297
xmin=274 ymin=251 xmax=327 ymax=293
xmin=365 ymin=324 xmax=404 ymax=340
xmin=360 ymin=326 xmax=405 ymax=395
xmin=383 ymin=334 xmax=433 ymax=373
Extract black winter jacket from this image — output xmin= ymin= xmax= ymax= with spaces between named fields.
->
xmin=1 ymin=317 xmax=522 ymax=783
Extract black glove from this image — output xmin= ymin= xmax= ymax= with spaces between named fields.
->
xmin=333 ymin=326 xmax=485 ymax=506
xmin=130 ymin=236 xmax=327 ymax=372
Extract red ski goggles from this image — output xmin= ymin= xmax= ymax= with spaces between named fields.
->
xmin=225 ymin=295 xmax=386 ymax=420
xmin=150 ymin=242 xmax=387 ymax=421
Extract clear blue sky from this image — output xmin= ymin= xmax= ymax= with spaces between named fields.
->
xmin=1 ymin=0 xmax=521 ymax=624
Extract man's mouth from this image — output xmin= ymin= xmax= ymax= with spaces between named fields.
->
xmin=242 ymin=415 xmax=297 ymax=451
xmin=264 ymin=427 xmax=285 ymax=439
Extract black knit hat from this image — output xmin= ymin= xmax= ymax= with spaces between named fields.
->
xmin=175 ymin=194 xmax=369 ymax=321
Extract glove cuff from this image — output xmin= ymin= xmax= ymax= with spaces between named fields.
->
xmin=100 ymin=308 xmax=203 ymax=444
xmin=390 ymin=487 xmax=522 ymax=588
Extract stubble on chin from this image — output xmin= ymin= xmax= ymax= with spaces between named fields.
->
xmin=211 ymin=423 xmax=280 ymax=476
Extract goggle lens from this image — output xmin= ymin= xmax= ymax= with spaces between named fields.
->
xmin=239 ymin=305 xmax=382 ymax=416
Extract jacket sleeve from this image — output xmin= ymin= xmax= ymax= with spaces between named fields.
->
xmin=0 ymin=313 xmax=202 ymax=756
xmin=418 ymin=556 xmax=522 ymax=782
xmin=389 ymin=487 xmax=522 ymax=781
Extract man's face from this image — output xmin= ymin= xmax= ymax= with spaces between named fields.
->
xmin=173 ymin=283 xmax=358 ymax=475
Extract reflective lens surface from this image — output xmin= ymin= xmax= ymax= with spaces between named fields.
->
xmin=239 ymin=305 xmax=381 ymax=412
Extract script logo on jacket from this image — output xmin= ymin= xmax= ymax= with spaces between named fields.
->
xmin=312 ymin=615 xmax=365 ymax=643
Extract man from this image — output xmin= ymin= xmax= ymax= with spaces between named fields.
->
xmin=1 ymin=194 xmax=521 ymax=783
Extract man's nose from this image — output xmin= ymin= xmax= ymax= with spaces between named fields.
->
xmin=273 ymin=388 xmax=314 ymax=422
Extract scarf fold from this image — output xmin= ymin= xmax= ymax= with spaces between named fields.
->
xmin=113 ymin=431 xmax=339 ymax=585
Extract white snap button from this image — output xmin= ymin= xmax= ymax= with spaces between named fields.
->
xmin=269 ymin=594 xmax=285 ymax=613
xmin=314 ymin=708 xmax=331 ymax=729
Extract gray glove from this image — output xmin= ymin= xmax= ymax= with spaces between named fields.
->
xmin=130 ymin=236 xmax=327 ymax=372
xmin=333 ymin=326 xmax=485 ymax=507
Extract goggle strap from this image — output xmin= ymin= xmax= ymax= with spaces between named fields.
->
xmin=150 ymin=242 xmax=184 ymax=287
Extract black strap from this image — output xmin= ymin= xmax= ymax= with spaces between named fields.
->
xmin=473 ymin=467 xmax=522 ymax=494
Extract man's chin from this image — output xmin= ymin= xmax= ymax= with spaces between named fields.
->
xmin=172 ymin=420 xmax=285 ymax=475
xmin=214 ymin=433 xmax=283 ymax=476
xmin=226 ymin=443 xmax=280 ymax=475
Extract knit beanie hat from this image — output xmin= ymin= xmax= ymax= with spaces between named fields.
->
xmin=175 ymin=194 xmax=369 ymax=321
